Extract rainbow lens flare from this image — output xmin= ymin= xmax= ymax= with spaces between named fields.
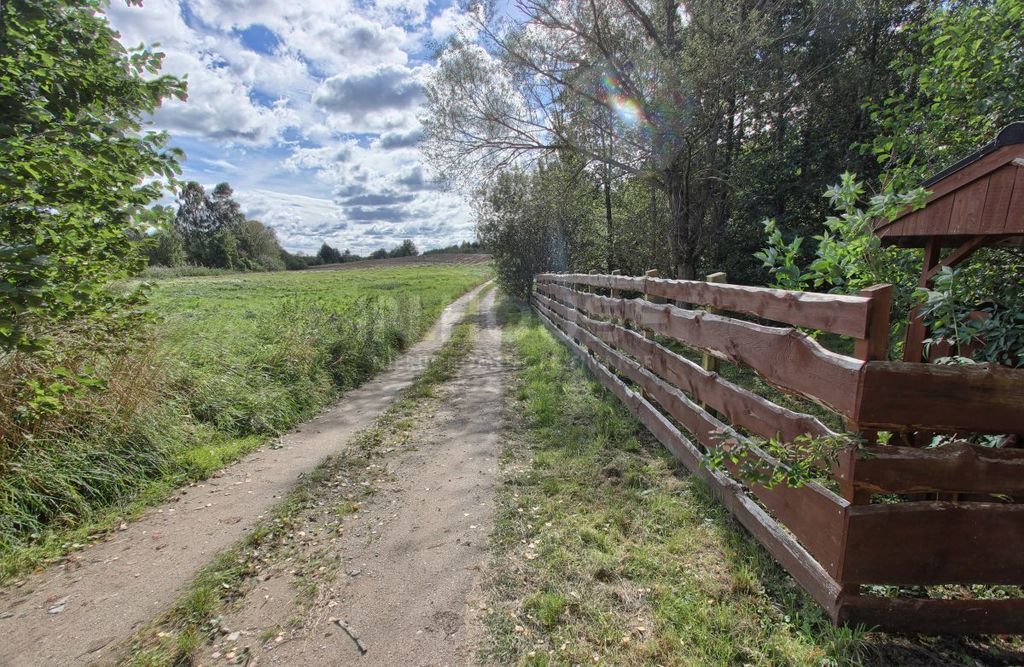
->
xmin=602 ymin=74 xmax=649 ymax=130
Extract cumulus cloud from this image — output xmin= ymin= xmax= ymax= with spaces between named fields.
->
xmin=428 ymin=5 xmax=479 ymax=42
xmin=331 ymin=16 xmax=408 ymax=63
xmin=396 ymin=165 xmax=443 ymax=190
xmin=375 ymin=127 xmax=425 ymax=149
xmin=313 ymin=64 xmax=426 ymax=127
xmin=107 ymin=0 xmax=475 ymax=253
xmin=342 ymin=193 xmax=416 ymax=206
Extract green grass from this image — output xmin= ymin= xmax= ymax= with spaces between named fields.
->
xmin=122 ymin=285 xmax=489 ymax=666
xmin=149 ymin=264 xmax=489 ymax=439
xmin=484 ymin=297 xmax=868 ymax=666
xmin=0 ymin=263 xmax=490 ymax=582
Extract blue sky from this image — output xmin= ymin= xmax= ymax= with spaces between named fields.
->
xmin=108 ymin=0 xmax=477 ymax=255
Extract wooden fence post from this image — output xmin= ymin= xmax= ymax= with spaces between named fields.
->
xmin=700 ymin=271 xmax=727 ymax=411
xmin=853 ymin=284 xmax=893 ymax=364
xmin=610 ymin=269 xmax=622 ymax=326
xmin=847 ymin=283 xmax=894 ymax=443
xmin=642 ymin=269 xmax=663 ymax=339
xmin=837 ymin=283 xmax=894 ymax=606
xmin=841 ymin=283 xmax=893 ymax=493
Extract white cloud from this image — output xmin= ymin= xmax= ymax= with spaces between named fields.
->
xmin=374 ymin=127 xmax=425 ymax=149
xmin=428 ymin=5 xmax=479 ymax=42
xmin=374 ymin=0 xmax=430 ymax=25
xmin=107 ymin=0 xmax=474 ymax=253
xmin=312 ymin=64 xmax=428 ymax=132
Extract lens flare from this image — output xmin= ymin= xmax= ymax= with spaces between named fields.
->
xmin=601 ymin=74 xmax=649 ymax=130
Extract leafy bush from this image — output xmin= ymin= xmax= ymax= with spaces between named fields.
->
xmin=864 ymin=0 xmax=1024 ymax=192
xmin=756 ymin=173 xmax=927 ymax=296
xmin=756 ymin=174 xmax=927 ymax=355
xmin=0 ymin=0 xmax=185 ymax=352
xmin=919 ymin=266 xmax=1024 ymax=367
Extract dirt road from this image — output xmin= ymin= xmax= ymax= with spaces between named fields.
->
xmin=198 ymin=287 xmax=504 ymax=666
xmin=0 ymin=283 xmax=491 ymax=667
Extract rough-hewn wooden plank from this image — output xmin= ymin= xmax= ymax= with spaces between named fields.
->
xmin=536 ymin=273 xmax=875 ymax=338
xmin=536 ymin=282 xmax=864 ymax=416
xmin=536 ymin=273 xmax=643 ymax=296
xmin=532 ymin=304 xmax=843 ymax=615
xmin=841 ymin=502 xmax=1024 ymax=585
xmin=533 ymin=292 xmax=835 ymax=443
xmin=852 ymin=442 xmax=1024 ymax=495
xmin=855 ymin=362 xmax=1024 ymax=434
xmin=837 ymin=596 xmax=1024 ymax=635
xmin=536 ymin=299 xmax=848 ymax=575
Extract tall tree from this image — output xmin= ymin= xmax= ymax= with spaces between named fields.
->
xmin=424 ymin=0 xmax=919 ymax=280
xmin=210 ymin=182 xmax=245 ymax=230
xmin=174 ymin=181 xmax=213 ymax=235
xmin=317 ymin=242 xmax=344 ymax=264
xmin=389 ymin=239 xmax=419 ymax=258
xmin=424 ymin=0 xmax=791 ymax=277
xmin=0 ymin=0 xmax=185 ymax=349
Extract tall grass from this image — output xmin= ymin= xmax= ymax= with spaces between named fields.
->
xmin=0 ymin=264 xmax=489 ymax=579
xmin=139 ymin=265 xmax=237 ymax=280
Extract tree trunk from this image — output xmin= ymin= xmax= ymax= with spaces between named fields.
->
xmin=604 ymin=171 xmax=614 ymax=272
xmin=666 ymin=170 xmax=697 ymax=280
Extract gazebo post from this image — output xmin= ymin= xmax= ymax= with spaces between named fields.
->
xmin=902 ymin=237 xmax=942 ymax=363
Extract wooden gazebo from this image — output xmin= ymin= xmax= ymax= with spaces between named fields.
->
xmin=874 ymin=122 xmax=1024 ymax=361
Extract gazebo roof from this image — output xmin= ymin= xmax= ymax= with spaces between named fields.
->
xmin=874 ymin=122 xmax=1024 ymax=248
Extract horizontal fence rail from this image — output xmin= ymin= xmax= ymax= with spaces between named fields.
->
xmin=538 ymin=273 xmax=878 ymax=338
xmin=533 ymin=271 xmax=1024 ymax=635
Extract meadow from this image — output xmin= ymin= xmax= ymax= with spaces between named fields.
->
xmin=0 ymin=263 xmax=490 ymax=580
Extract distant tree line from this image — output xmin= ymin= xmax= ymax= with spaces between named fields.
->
xmin=423 ymin=241 xmax=482 ymax=255
xmin=147 ymin=181 xmax=423 ymax=271
xmin=306 ymin=238 xmax=421 ymax=266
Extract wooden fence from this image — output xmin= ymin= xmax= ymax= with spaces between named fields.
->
xmin=532 ymin=271 xmax=1024 ymax=635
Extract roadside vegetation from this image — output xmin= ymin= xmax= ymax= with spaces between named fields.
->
xmin=486 ymin=298 xmax=1022 ymax=666
xmin=0 ymin=264 xmax=489 ymax=582
xmin=123 ymin=286 xmax=489 ymax=666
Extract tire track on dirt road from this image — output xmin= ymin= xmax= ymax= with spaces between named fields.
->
xmin=0 ymin=282 xmax=491 ymax=667
xmin=190 ymin=287 xmax=505 ymax=667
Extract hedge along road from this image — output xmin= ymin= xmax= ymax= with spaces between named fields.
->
xmin=0 ymin=282 xmax=491 ymax=667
